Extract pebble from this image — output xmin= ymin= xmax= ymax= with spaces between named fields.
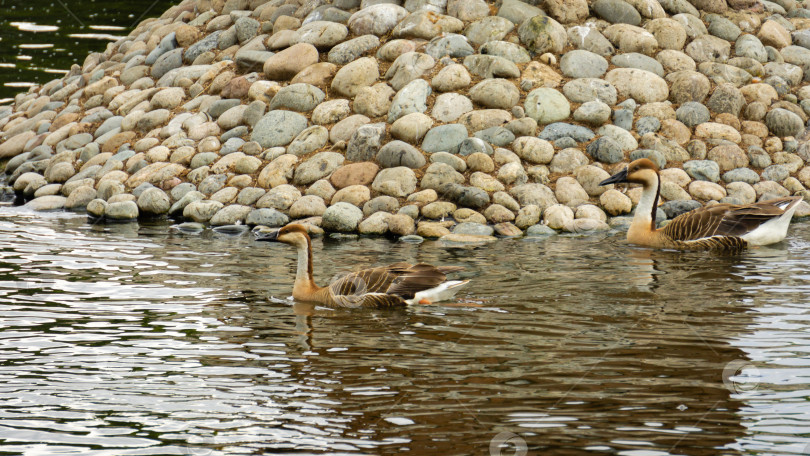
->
xmin=251 ymin=110 xmax=308 ymax=147
xmin=560 ymin=50 xmax=608 ymax=78
xmin=524 ymin=88 xmax=571 ymax=124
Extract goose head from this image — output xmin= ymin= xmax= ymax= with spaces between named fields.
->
xmin=599 ymin=158 xmax=659 ymax=187
xmin=256 ymin=224 xmax=310 ymax=249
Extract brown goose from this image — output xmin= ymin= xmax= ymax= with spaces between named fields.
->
xmin=599 ymin=158 xmax=803 ymax=251
xmin=257 ymin=224 xmax=469 ymax=307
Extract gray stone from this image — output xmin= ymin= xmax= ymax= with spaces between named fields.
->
xmin=587 ymin=136 xmax=624 ymax=164
xmin=293 ymin=152 xmax=345 ymax=185
xmin=560 ymin=50 xmax=608 ymax=78
xmin=386 ymin=52 xmax=436 ymax=91
xmin=706 ymin=83 xmax=745 ymax=116
xmin=723 ymin=167 xmax=760 ymax=184
xmin=106 ymin=200 xmax=139 ymax=220
xmin=388 ymin=78 xmax=431 ymax=122
xmin=630 ymin=149 xmax=666 ymax=169
xmin=473 ymin=126 xmax=514 ymax=147
xmin=707 ymin=15 xmax=741 ymax=41
xmin=251 ymin=110 xmax=308 ymax=147
xmin=328 ymin=35 xmax=381 ymax=65
xmin=24 ymin=195 xmax=67 ymax=211
xmin=183 ymin=200 xmax=223 ymax=223
xmin=372 ymin=167 xmax=418 ymax=197
xmin=247 ymin=208 xmax=289 ymax=227
xmin=363 ymin=196 xmax=399 ymax=216
xmin=348 ymin=4 xmax=409 ymax=36
xmin=452 ymin=222 xmax=494 ymax=236
xmin=287 ymin=126 xmax=329 ymax=157
xmin=526 ymin=224 xmax=557 ymax=236
xmin=191 ymin=152 xmax=218 ymax=169
xmin=497 ymin=0 xmax=543 ymax=25
xmin=444 ymin=184 xmax=490 ymax=209
xmin=347 ymin=123 xmax=387 ymax=162
xmin=137 ymin=187 xmax=170 ymax=215
xmin=636 ymin=117 xmax=661 ymax=136
xmin=430 ymin=152 xmax=466 ymax=172
xmin=210 ymin=205 xmax=252 ymax=226
xmin=562 ymin=78 xmax=618 ymax=105
xmin=376 ymin=141 xmax=426 ymax=168
xmin=538 ymin=123 xmax=595 ymax=142
xmin=469 ymin=78 xmax=520 ymax=110
xmin=524 ymin=88 xmax=570 ymax=124
xmin=422 ymin=124 xmax=468 ymax=153
xmin=593 ymin=0 xmax=641 ymax=25
xmin=567 ymin=24 xmax=615 ymax=56
xmin=736 ymin=34 xmax=768 ymax=63
xmin=294 ymin=21 xmax=349 ymax=50
xmin=152 ymin=48 xmax=184 ymax=80
xmin=517 ymin=14 xmax=567 ymax=55
xmin=322 ymin=202 xmax=364 ymax=232
xmin=660 ymin=200 xmax=701 ymax=218
xmin=458 ymin=138 xmax=494 ymax=156
xmin=185 ymin=31 xmax=222 ymax=64
xmin=676 ymin=101 xmax=710 ymax=127
xmin=611 ymin=53 xmax=665 ymax=77
xmin=613 ymin=108 xmax=634 ymax=130
xmin=465 ymin=16 xmax=515 ymax=47
xmin=478 ymin=41 xmax=531 ymax=64
xmin=209 ymin=99 xmax=241 ymax=119
xmin=463 ymin=54 xmax=520 ymax=79
xmin=169 ymin=191 xmax=205 ymax=215
xmin=784 ymin=46 xmax=810 ymax=82
xmin=766 ymin=108 xmax=804 ymax=137
xmin=198 ymin=174 xmax=227 ymax=195
xmin=573 ymin=100 xmax=612 ymax=126
xmin=269 ymin=83 xmax=325 ymax=112
xmin=425 ymin=34 xmax=474 ymax=60
xmin=762 ymin=164 xmax=789 ymax=182
xmin=684 ymin=160 xmax=721 ymax=182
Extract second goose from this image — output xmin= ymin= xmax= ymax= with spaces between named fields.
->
xmin=599 ymin=158 xmax=803 ymax=251
xmin=257 ymin=224 xmax=469 ymax=307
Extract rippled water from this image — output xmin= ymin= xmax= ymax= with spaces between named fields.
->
xmin=0 ymin=0 xmax=176 ymax=102
xmin=1 ymin=207 xmax=810 ymax=454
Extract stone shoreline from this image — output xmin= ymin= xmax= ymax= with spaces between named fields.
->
xmin=4 ymin=0 xmax=810 ymax=243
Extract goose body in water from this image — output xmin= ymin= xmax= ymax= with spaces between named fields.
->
xmin=257 ymin=224 xmax=469 ymax=307
xmin=599 ymin=158 xmax=803 ymax=251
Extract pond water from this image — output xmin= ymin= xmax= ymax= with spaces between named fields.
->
xmin=0 ymin=0 xmax=176 ymax=103
xmin=1 ymin=207 xmax=810 ymax=455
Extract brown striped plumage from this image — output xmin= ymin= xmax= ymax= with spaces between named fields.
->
xmin=258 ymin=224 xmax=464 ymax=308
xmin=600 ymin=159 xmax=802 ymax=251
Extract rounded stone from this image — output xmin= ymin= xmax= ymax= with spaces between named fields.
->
xmin=766 ymin=108 xmax=804 ymax=137
xmin=524 ymin=88 xmax=570 ymax=124
xmin=322 ymin=202 xmax=364 ymax=232
xmin=560 ymin=50 xmax=608 ymax=78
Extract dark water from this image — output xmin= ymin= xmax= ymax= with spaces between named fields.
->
xmin=0 ymin=0 xmax=177 ymax=102
xmin=1 ymin=206 xmax=810 ymax=455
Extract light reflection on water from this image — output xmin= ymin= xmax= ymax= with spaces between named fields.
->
xmin=0 ymin=207 xmax=809 ymax=454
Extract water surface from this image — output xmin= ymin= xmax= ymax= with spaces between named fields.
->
xmin=0 ymin=0 xmax=176 ymax=102
xmin=1 ymin=207 xmax=810 ymax=454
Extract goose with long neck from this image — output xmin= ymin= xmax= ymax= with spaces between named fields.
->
xmin=600 ymin=158 xmax=803 ymax=251
xmin=257 ymin=224 xmax=469 ymax=307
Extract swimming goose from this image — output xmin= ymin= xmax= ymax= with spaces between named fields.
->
xmin=599 ymin=158 xmax=803 ymax=251
xmin=257 ymin=224 xmax=469 ymax=307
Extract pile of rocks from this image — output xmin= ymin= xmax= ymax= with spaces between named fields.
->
xmin=3 ymin=0 xmax=810 ymax=241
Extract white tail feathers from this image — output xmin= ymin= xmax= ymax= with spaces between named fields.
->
xmin=407 ymin=280 xmax=470 ymax=305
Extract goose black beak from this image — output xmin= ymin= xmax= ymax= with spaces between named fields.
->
xmin=599 ymin=167 xmax=628 ymax=186
xmin=254 ymin=229 xmax=279 ymax=242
